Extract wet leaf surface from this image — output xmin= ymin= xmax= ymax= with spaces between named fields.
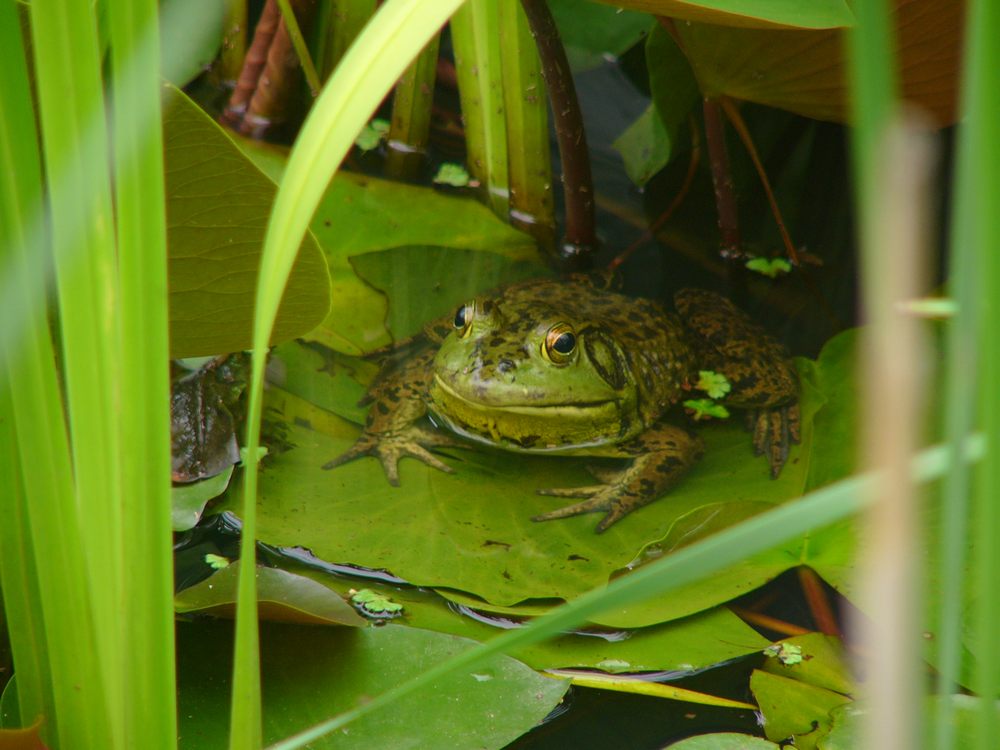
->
xmin=176 ymin=620 xmax=568 ymax=749
xmin=668 ymin=733 xmax=780 ymax=749
xmin=281 ymin=565 xmax=769 ymax=672
xmin=163 ymin=86 xmax=330 ymax=357
xmin=172 ymin=466 xmax=233 ymax=531
xmin=174 ymin=562 xmax=366 ymax=627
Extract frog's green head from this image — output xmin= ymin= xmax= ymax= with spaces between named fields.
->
xmin=428 ymin=296 xmax=640 ymax=453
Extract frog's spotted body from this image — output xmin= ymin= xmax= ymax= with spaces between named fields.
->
xmin=325 ymin=275 xmax=800 ymax=532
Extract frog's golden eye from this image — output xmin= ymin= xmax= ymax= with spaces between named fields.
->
xmin=543 ymin=323 xmax=577 ymax=364
xmin=453 ymin=302 xmax=474 ymax=335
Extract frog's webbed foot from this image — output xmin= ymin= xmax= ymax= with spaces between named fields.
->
xmin=745 ymin=402 xmax=801 ymax=477
xmin=533 ymin=484 xmax=642 ymax=534
xmin=533 ymin=425 xmax=703 ymax=533
xmin=323 ymin=425 xmax=462 ymax=485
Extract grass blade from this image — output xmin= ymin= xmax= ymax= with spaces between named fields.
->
xmin=106 ymin=0 xmax=177 ymax=746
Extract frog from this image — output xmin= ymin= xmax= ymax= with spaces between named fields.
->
xmin=324 ymin=274 xmax=800 ymax=533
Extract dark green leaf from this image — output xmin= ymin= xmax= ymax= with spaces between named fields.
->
xmin=163 ymin=85 xmax=330 ymax=357
xmin=171 ymin=465 xmax=233 ymax=531
xmin=176 ymin=620 xmax=568 ymax=749
xmin=595 ymin=0 xmax=854 ymax=30
xmin=668 ymin=733 xmax=780 ymax=749
xmin=750 ymin=670 xmax=851 ymax=749
xmin=549 ymin=0 xmax=654 ymax=71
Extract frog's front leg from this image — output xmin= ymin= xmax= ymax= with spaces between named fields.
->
xmin=675 ymin=289 xmax=800 ymax=477
xmin=322 ymin=348 xmax=462 ymax=483
xmin=532 ymin=424 xmax=704 ymax=533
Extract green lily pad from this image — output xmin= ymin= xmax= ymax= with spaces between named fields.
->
xmin=268 ymin=340 xmax=376 ymax=425
xmin=750 ymin=670 xmax=851 ymax=749
xmin=282 ymin=565 xmax=769 ymax=673
xmin=172 ymin=465 xmax=233 ymax=531
xmin=233 ymin=138 xmax=541 ymax=355
xmin=163 ymin=85 xmax=330 ymax=358
xmin=350 ymin=246 xmax=551 ymax=342
xmin=217 ymin=344 xmax=818 ymax=623
xmin=174 ymin=562 xmax=366 ymax=627
xmin=668 ymin=733 xmax=780 ymax=749
xmin=176 ymin=620 xmax=568 ymax=749
xmin=612 ymin=103 xmax=673 ymax=187
xmin=761 ymin=633 xmax=853 ymax=695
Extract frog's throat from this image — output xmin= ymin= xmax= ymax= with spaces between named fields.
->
xmin=429 ymin=374 xmax=630 ymax=453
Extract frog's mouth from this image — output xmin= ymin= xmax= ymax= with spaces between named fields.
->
xmin=429 ymin=374 xmax=626 ymax=453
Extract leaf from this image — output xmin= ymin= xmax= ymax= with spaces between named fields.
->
xmin=745 ymin=257 xmax=792 ymax=278
xmin=159 ymin=0 xmax=225 ymax=87
xmin=176 ymin=620 xmax=569 ymax=749
xmin=234 ymin=139 xmax=539 ymax=355
xmin=174 ymin=562 xmax=367 ymax=627
xmin=750 ymin=670 xmax=851 ymax=749
xmin=433 ymin=163 xmax=472 ymax=187
xmin=171 ymin=465 xmax=233 ymax=531
xmin=349 ymin=246 xmax=550 ymax=341
xmin=162 ymin=85 xmax=330 ymax=357
xmin=612 ymin=104 xmax=672 ymax=186
xmin=215 ymin=357 xmax=819 ymax=623
xmin=279 ymin=564 xmax=770 ymax=672
xmin=684 ymin=398 xmax=731 ymax=420
xmin=761 ymin=633 xmax=854 ymax=695
xmin=696 ymin=370 xmax=732 ymax=399
xmin=596 ymin=0 xmax=854 ymax=30
xmin=549 ymin=0 xmax=655 ymax=71
xmin=667 ymin=733 xmax=780 ymax=749
xmin=668 ymin=0 xmax=961 ymax=125
xmin=354 ymin=118 xmax=390 ymax=151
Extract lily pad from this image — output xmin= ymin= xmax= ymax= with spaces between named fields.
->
xmin=598 ymin=0 xmax=854 ymax=30
xmin=162 ymin=85 xmax=330 ymax=357
xmin=750 ymin=670 xmax=851 ymax=749
xmin=761 ymin=633 xmax=853 ymax=695
xmin=216 ymin=344 xmax=819 ymax=623
xmin=281 ymin=565 xmax=769 ymax=673
xmin=668 ymin=734 xmax=780 ymax=749
xmin=350 ymin=246 xmax=551 ymax=342
xmin=234 ymin=138 xmax=541 ymax=355
xmin=172 ymin=466 xmax=233 ymax=531
xmin=176 ymin=620 xmax=568 ymax=749
xmin=668 ymin=1 xmax=961 ymax=125
xmin=174 ymin=562 xmax=366 ymax=627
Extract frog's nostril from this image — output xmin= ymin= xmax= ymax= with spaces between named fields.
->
xmin=497 ymin=358 xmax=516 ymax=373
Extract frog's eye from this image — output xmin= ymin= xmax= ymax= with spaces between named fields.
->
xmin=453 ymin=302 xmax=474 ymax=335
xmin=543 ymin=323 xmax=577 ymax=364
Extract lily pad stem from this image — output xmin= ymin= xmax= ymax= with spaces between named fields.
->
xmin=702 ymin=97 xmax=741 ymax=259
xmin=519 ymin=0 xmax=596 ymax=268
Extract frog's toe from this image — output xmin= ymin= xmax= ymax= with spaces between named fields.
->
xmin=322 ymin=436 xmax=379 ymax=471
xmin=532 ymin=491 xmax=634 ymax=533
xmin=746 ymin=403 xmax=800 ymax=478
xmin=323 ymin=427 xmax=456 ymax=484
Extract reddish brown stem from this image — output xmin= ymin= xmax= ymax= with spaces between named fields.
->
xmin=702 ymin=97 xmax=741 ymax=258
xmin=798 ymin=567 xmax=841 ymax=637
xmin=719 ymin=96 xmax=801 ymax=266
xmin=223 ymin=0 xmax=281 ymax=126
xmin=519 ymin=0 xmax=596 ymax=268
xmin=609 ymin=117 xmax=701 ymax=271
xmin=239 ymin=14 xmax=299 ymax=138
xmin=731 ymin=607 xmax=812 ymax=638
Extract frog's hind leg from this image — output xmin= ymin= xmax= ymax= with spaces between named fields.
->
xmin=533 ymin=424 xmax=704 ymax=533
xmin=675 ymin=288 xmax=800 ymax=477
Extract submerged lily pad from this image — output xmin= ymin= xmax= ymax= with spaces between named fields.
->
xmin=176 ymin=620 xmax=568 ymax=749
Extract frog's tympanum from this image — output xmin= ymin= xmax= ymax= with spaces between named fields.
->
xmin=325 ymin=275 xmax=800 ymax=532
